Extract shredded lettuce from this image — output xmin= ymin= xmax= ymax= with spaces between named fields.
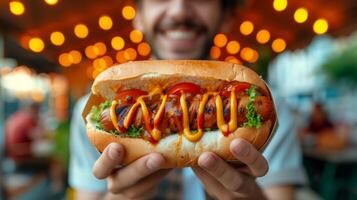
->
xmin=125 ymin=125 xmax=144 ymax=138
xmin=243 ymin=86 xmax=263 ymax=128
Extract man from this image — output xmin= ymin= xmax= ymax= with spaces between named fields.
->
xmin=69 ymin=0 xmax=307 ymax=199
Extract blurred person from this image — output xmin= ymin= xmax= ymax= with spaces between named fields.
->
xmin=304 ymin=102 xmax=334 ymax=134
xmin=69 ymin=0 xmax=307 ymax=199
xmin=5 ymin=102 xmax=43 ymax=164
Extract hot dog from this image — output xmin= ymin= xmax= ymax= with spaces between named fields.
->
xmin=82 ymin=60 xmax=277 ymax=168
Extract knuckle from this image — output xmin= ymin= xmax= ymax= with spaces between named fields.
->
xmin=107 ymin=178 xmax=122 ymax=194
xmin=229 ymin=175 xmax=244 ymax=192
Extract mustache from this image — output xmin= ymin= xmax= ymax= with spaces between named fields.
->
xmin=156 ymin=18 xmax=207 ymax=32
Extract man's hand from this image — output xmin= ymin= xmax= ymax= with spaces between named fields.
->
xmin=92 ymin=143 xmax=170 ymax=200
xmin=192 ymin=138 xmax=268 ymax=200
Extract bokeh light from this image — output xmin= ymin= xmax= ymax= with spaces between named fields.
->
xmin=93 ymin=58 xmax=108 ymax=72
xmin=116 ymin=51 xmax=127 ymax=63
xmin=130 ymin=30 xmax=143 ymax=44
xmin=214 ymin=34 xmax=228 ymax=48
xmin=44 ymin=0 xmax=58 ymax=6
xmin=313 ymin=19 xmax=329 ymax=35
xmin=122 ymin=5 xmax=136 ymax=20
xmin=210 ymin=46 xmax=221 ymax=59
xmin=50 ymin=31 xmax=65 ymax=46
xmin=137 ymin=42 xmax=151 ymax=56
xmin=240 ymin=47 xmax=255 ymax=62
xmin=99 ymin=15 xmax=113 ymax=30
xmin=240 ymin=21 xmax=254 ymax=36
xmin=9 ymin=1 xmax=25 ymax=16
xmin=272 ymin=38 xmax=286 ymax=53
xmin=94 ymin=42 xmax=107 ymax=56
xmin=85 ymin=46 xmax=97 ymax=59
xmin=111 ymin=36 xmax=125 ymax=51
xmin=225 ymin=56 xmax=242 ymax=64
xmin=58 ymin=53 xmax=71 ymax=67
xmin=256 ymin=29 xmax=270 ymax=44
xmin=69 ymin=50 xmax=82 ymax=64
xmin=74 ymin=24 xmax=89 ymax=39
xmin=124 ymin=48 xmax=137 ymax=61
xmin=294 ymin=8 xmax=308 ymax=23
xmin=226 ymin=41 xmax=240 ymax=54
xmin=102 ymin=56 xmax=113 ymax=67
xmin=273 ymin=0 xmax=287 ymax=12
xmin=29 ymin=37 xmax=45 ymax=53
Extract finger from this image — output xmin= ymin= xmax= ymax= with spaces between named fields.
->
xmin=121 ymin=169 xmax=171 ymax=199
xmin=192 ymin=167 xmax=227 ymax=199
xmin=198 ymin=152 xmax=255 ymax=193
xmin=107 ymin=153 xmax=165 ymax=194
xmin=230 ymin=138 xmax=269 ymax=177
xmin=93 ymin=143 xmax=124 ymax=179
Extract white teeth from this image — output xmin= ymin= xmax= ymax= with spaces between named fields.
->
xmin=165 ymin=30 xmax=195 ymax=40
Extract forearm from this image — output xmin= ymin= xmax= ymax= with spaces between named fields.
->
xmin=263 ymin=185 xmax=295 ymax=200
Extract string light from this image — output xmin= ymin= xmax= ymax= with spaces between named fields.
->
xmin=294 ymin=8 xmax=308 ymax=23
xmin=272 ymin=38 xmax=286 ymax=53
xmin=44 ymin=0 xmax=58 ymax=6
xmin=210 ymin=46 xmax=221 ymax=59
xmin=85 ymin=46 xmax=97 ymax=59
xmin=313 ymin=19 xmax=328 ymax=35
xmin=240 ymin=47 xmax=254 ymax=62
xmin=58 ymin=53 xmax=71 ymax=67
xmin=137 ymin=42 xmax=151 ymax=56
xmin=69 ymin=50 xmax=82 ymax=64
xmin=74 ymin=24 xmax=89 ymax=39
xmin=273 ymin=0 xmax=287 ymax=12
xmin=50 ymin=31 xmax=65 ymax=46
xmin=213 ymin=34 xmax=228 ymax=48
xmin=256 ymin=29 xmax=270 ymax=44
xmin=29 ymin=37 xmax=45 ymax=53
xmin=111 ymin=36 xmax=125 ymax=50
xmin=9 ymin=1 xmax=25 ymax=16
xmin=99 ymin=15 xmax=113 ymax=30
xmin=240 ymin=21 xmax=254 ymax=36
xmin=122 ymin=5 xmax=136 ymax=20
xmin=226 ymin=41 xmax=240 ymax=54
xmin=130 ymin=30 xmax=143 ymax=44
xmin=94 ymin=42 xmax=107 ymax=56
xmin=124 ymin=48 xmax=137 ymax=61
xmin=116 ymin=51 xmax=127 ymax=63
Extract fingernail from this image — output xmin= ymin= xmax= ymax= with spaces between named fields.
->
xmin=232 ymin=139 xmax=250 ymax=157
xmin=147 ymin=155 xmax=164 ymax=170
xmin=200 ymin=153 xmax=216 ymax=170
xmin=108 ymin=143 xmax=122 ymax=160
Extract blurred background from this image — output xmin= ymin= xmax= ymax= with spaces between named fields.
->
xmin=0 ymin=0 xmax=357 ymax=199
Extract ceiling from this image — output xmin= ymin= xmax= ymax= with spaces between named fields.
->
xmin=1 ymin=0 xmax=356 ymax=74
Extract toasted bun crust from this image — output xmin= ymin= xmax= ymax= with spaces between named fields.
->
xmin=92 ymin=60 xmax=269 ymax=100
xmin=84 ymin=60 xmax=277 ymax=168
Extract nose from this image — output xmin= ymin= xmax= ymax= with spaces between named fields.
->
xmin=166 ymin=0 xmax=194 ymax=21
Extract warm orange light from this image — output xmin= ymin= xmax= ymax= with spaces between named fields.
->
xmin=210 ymin=46 xmax=221 ymax=59
xmin=256 ymin=29 xmax=270 ymax=44
xmin=213 ymin=34 xmax=227 ymax=48
xmin=102 ymin=56 xmax=113 ymax=67
xmin=50 ymin=31 xmax=65 ymax=46
xmin=294 ymin=8 xmax=308 ymax=23
xmin=226 ymin=41 xmax=240 ymax=54
xmin=225 ymin=56 xmax=242 ymax=64
xmin=130 ymin=30 xmax=143 ymax=44
xmin=248 ymin=49 xmax=259 ymax=63
xmin=124 ymin=48 xmax=137 ymax=61
xmin=44 ymin=0 xmax=58 ymax=6
xmin=240 ymin=21 xmax=254 ymax=36
xmin=29 ymin=37 xmax=45 ymax=53
xmin=99 ymin=15 xmax=113 ymax=30
xmin=20 ymin=35 xmax=31 ymax=49
xmin=122 ymin=5 xmax=136 ymax=20
xmin=111 ymin=36 xmax=125 ymax=50
xmin=240 ymin=47 xmax=255 ymax=62
xmin=93 ymin=58 xmax=108 ymax=71
xmin=74 ymin=24 xmax=89 ymax=39
xmin=137 ymin=42 xmax=151 ymax=56
xmin=58 ymin=53 xmax=71 ymax=67
xmin=92 ymin=69 xmax=101 ymax=79
xmin=273 ymin=0 xmax=287 ymax=12
xmin=313 ymin=19 xmax=328 ymax=35
xmin=85 ymin=46 xmax=97 ymax=59
xmin=272 ymin=38 xmax=286 ymax=53
xmin=86 ymin=67 xmax=94 ymax=79
xmin=69 ymin=50 xmax=82 ymax=64
xmin=116 ymin=51 xmax=127 ymax=63
xmin=9 ymin=1 xmax=25 ymax=16
xmin=94 ymin=42 xmax=107 ymax=56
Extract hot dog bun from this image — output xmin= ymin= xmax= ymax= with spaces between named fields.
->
xmin=83 ymin=60 xmax=277 ymax=168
